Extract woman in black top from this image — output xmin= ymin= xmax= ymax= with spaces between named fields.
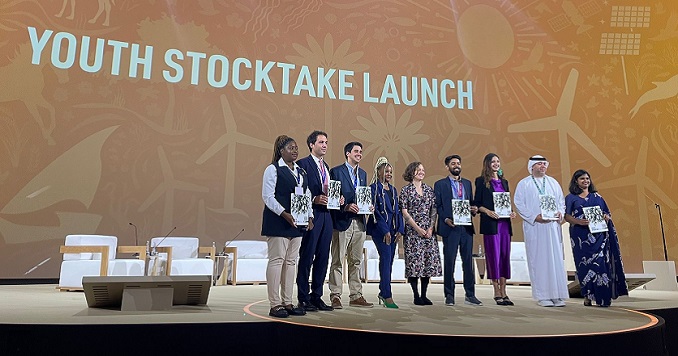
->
xmin=261 ymin=135 xmax=313 ymax=317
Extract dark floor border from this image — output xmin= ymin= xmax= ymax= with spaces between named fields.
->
xmin=0 ymin=279 xmax=58 ymax=285
xmin=643 ymin=308 xmax=677 ymax=355
xmin=0 ymin=314 xmax=668 ymax=355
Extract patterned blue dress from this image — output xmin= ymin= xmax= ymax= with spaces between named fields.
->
xmin=565 ymin=192 xmax=628 ymax=306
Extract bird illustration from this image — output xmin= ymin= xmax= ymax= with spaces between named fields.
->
xmin=651 ymin=12 xmax=678 ymax=41
xmin=629 ymin=74 xmax=678 ymax=118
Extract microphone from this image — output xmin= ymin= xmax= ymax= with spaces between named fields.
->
xmin=223 ymin=228 xmax=245 ymax=252
xmin=129 ymin=222 xmax=139 ymax=257
xmin=152 ymin=226 xmax=177 ymax=256
xmin=24 ymin=258 xmax=51 ymax=275
xmin=129 ymin=222 xmax=139 ymax=246
xmin=645 ymin=193 xmax=668 ymax=262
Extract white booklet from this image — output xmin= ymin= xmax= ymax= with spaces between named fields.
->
xmin=291 ymin=190 xmax=312 ymax=226
xmin=452 ymin=199 xmax=472 ymax=225
xmin=327 ymin=180 xmax=341 ymax=210
xmin=492 ymin=192 xmax=512 ymax=218
xmin=356 ymin=186 xmax=372 ymax=214
xmin=539 ymin=194 xmax=559 ymax=220
xmin=583 ymin=206 xmax=608 ymax=233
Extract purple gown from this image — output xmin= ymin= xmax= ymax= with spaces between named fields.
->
xmin=483 ymin=179 xmax=511 ymax=280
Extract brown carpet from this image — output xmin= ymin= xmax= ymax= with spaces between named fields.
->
xmin=0 ymin=283 xmax=668 ymax=338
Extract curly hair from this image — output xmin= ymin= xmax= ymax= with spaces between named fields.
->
xmin=402 ymin=161 xmax=422 ymax=183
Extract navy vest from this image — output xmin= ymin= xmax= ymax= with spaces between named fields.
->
xmin=261 ymin=164 xmax=309 ymax=238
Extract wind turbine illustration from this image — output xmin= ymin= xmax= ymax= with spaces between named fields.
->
xmin=438 ymin=110 xmax=490 ymax=160
xmin=597 ymin=137 xmax=677 ymax=259
xmin=138 ymin=146 xmax=209 ymax=233
xmin=196 ymin=95 xmax=270 ymax=216
xmin=507 ymin=68 xmax=611 ymax=181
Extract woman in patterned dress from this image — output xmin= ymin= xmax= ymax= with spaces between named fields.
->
xmin=399 ymin=162 xmax=442 ymax=305
xmin=565 ymin=169 xmax=627 ymax=307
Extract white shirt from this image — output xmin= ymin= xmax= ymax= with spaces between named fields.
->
xmin=261 ymin=158 xmax=312 ymax=218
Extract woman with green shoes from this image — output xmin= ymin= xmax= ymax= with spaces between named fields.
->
xmin=366 ymin=157 xmax=404 ymax=308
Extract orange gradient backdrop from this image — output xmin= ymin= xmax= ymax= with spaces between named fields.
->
xmin=0 ymin=0 xmax=676 ymax=278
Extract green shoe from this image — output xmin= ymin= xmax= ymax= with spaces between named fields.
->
xmin=378 ymin=295 xmax=399 ymax=309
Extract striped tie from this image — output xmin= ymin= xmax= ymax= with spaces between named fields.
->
xmin=319 ymin=159 xmax=328 ymax=194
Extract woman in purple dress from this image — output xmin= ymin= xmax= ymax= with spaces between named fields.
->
xmin=565 ymin=169 xmax=627 ymax=307
xmin=399 ymin=162 xmax=441 ymax=305
xmin=474 ymin=153 xmax=516 ymax=306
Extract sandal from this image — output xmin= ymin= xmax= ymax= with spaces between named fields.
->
xmin=583 ymin=298 xmax=592 ymax=307
xmin=269 ymin=305 xmax=289 ymax=318
xmin=502 ymin=296 xmax=514 ymax=306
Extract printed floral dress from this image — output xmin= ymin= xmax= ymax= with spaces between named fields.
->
xmin=399 ymin=183 xmax=442 ymax=277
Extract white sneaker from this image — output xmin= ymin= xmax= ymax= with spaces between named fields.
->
xmin=538 ymin=299 xmax=555 ymax=307
xmin=553 ymin=299 xmax=566 ymax=307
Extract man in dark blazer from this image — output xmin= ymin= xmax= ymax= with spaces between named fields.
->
xmin=434 ymin=155 xmax=483 ymax=306
xmin=295 ymin=131 xmax=334 ymax=311
xmin=328 ymin=142 xmax=373 ymax=308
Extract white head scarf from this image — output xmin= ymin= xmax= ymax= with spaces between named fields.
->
xmin=527 ymin=155 xmax=549 ymax=174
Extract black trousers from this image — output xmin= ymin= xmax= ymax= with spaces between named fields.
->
xmin=441 ymin=226 xmax=475 ymax=298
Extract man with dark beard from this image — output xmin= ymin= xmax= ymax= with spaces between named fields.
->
xmin=434 ymin=155 xmax=482 ymax=306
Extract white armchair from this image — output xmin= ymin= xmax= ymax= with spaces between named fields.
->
xmin=508 ymin=241 xmax=531 ymax=284
xmin=224 ymin=240 xmax=268 ymax=285
xmin=58 ymin=234 xmax=146 ymax=291
xmin=362 ymin=240 xmax=406 ymax=283
xmin=148 ymin=237 xmax=215 ymax=276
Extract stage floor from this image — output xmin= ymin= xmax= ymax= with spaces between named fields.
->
xmin=0 ymin=283 xmax=672 ymax=337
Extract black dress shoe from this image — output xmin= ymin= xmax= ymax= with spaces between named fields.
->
xmin=413 ymin=297 xmax=426 ymax=306
xmin=298 ymin=301 xmax=318 ymax=312
xmin=312 ymin=299 xmax=334 ymax=311
xmin=421 ymin=297 xmax=433 ymax=305
xmin=269 ymin=305 xmax=289 ymax=318
xmin=285 ymin=304 xmax=307 ymax=316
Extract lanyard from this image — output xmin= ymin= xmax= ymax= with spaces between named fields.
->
xmin=531 ymin=175 xmax=546 ymax=195
xmin=318 ymin=159 xmax=327 ymax=184
xmin=350 ymin=166 xmax=359 ymax=189
xmin=288 ymin=166 xmax=301 ymax=186
xmin=450 ymin=177 xmax=463 ymax=199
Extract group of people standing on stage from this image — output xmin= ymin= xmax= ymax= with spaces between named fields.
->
xmin=261 ymin=131 xmax=628 ymax=318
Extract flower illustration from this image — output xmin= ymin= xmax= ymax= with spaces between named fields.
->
xmin=286 ymin=33 xmax=369 ymax=73
xmin=351 ymin=104 xmax=429 ymax=164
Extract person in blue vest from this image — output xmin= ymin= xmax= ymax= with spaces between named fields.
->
xmin=295 ymin=130 xmax=336 ymax=312
xmin=328 ymin=141 xmax=373 ymax=308
xmin=261 ymin=135 xmax=313 ymax=318
xmin=366 ymin=157 xmax=404 ymax=308
xmin=434 ymin=155 xmax=483 ymax=307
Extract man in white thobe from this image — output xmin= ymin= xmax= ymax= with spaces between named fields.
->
xmin=514 ymin=155 xmax=569 ymax=307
